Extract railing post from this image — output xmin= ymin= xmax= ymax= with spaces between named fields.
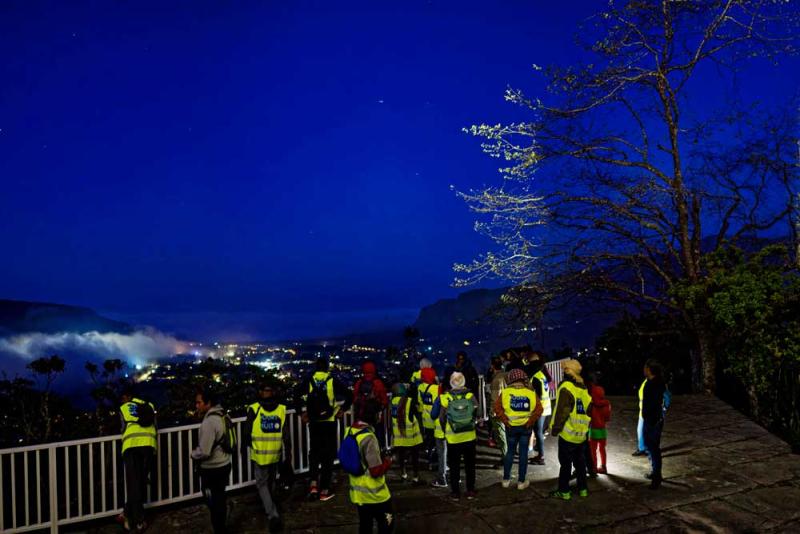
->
xmin=49 ymin=446 xmax=58 ymax=534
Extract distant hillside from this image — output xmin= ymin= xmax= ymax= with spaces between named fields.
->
xmin=0 ymin=299 xmax=132 ymax=336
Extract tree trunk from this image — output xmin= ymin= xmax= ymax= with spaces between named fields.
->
xmin=696 ymin=325 xmax=716 ymax=394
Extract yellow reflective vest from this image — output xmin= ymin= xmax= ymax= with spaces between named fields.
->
xmin=501 ymin=387 xmax=538 ymax=427
xmin=440 ymin=391 xmax=477 ymax=445
xmin=120 ymin=398 xmax=157 ymax=453
xmin=533 ymin=370 xmax=551 ymax=416
xmin=346 ymin=426 xmax=391 ymax=505
xmin=308 ymin=371 xmax=337 ymax=422
xmin=638 ymin=379 xmax=647 ymax=418
xmin=410 ymin=370 xmax=422 ymax=388
xmin=417 ymin=383 xmax=439 ymax=430
xmin=551 ymin=381 xmax=591 ymax=444
xmin=248 ymin=402 xmax=286 ymax=466
xmin=391 ymin=396 xmax=423 ymax=447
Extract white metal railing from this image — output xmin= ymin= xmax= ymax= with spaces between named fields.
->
xmin=0 ymin=406 xmax=359 ymax=534
xmin=0 ymin=367 xmax=563 ymax=534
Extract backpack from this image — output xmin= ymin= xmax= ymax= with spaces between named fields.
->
xmin=307 ymin=376 xmax=334 ymax=420
xmin=446 ymin=392 xmax=476 ymax=433
xmin=132 ymin=400 xmax=155 ymax=428
xmin=338 ymin=428 xmax=370 ymax=475
xmin=354 ymin=379 xmax=376 ymax=419
xmin=210 ymin=412 xmax=237 ymax=456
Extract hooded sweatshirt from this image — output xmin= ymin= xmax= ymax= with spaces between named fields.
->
xmin=353 ymin=361 xmax=388 ymax=408
xmin=589 ymin=385 xmax=611 ymax=430
xmin=192 ymin=405 xmax=232 ymax=469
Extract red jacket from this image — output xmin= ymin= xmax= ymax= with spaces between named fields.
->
xmin=353 ymin=362 xmax=388 ymax=408
xmin=589 ymin=385 xmax=611 ymax=429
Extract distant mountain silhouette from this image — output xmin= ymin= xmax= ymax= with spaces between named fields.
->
xmin=0 ymin=299 xmax=132 ymax=337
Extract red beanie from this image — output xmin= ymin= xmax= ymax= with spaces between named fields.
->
xmin=421 ymin=367 xmax=437 ymax=384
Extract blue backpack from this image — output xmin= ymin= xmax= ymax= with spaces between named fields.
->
xmin=338 ymin=427 xmax=370 ymax=475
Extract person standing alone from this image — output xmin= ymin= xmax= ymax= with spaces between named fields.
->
xmin=641 ymin=359 xmax=666 ymax=489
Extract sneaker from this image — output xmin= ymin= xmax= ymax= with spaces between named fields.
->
xmin=431 ymin=478 xmax=448 ymax=488
xmin=549 ymin=490 xmax=571 ymax=501
xmin=401 ymin=471 xmax=409 ymax=481
xmin=632 ymin=450 xmax=647 ymax=457
xmin=517 ymin=480 xmax=529 ymax=490
xmin=649 ymin=478 xmax=662 ymax=490
xmin=133 ymin=521 xmax=148 ymax=534
xmin=465 ymin=490 xmax=477 ymax=500
xmin=597 ymin=466 xmax=607 ymax=474
xmin=448 ymin=493 xmax=461 ymax=503
xmin=318 ymin=490 xmax=335 ymax=502
xmin=501 ymin=479 xmax=512 ymax=488
xmin=578 ymin=489 xmax=588 ymax=498
xmin=530 ymin=456 xmax=545 ymax=465
xmin=412 ymin=476 xmax=423 ymax=485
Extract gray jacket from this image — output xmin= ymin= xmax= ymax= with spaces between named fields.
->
xmin=191 ymin=405 xmax=232 ymax=469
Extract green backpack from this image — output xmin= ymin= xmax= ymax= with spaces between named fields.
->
xmin=447 ymin=392 xmax=476 ymax=433
xmin=210 ymin=412 xmax=238 ymax=456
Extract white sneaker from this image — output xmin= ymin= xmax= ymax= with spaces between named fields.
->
xmin=502 ymin=479 xmax=512 ymax=488
xmin=517 ymin=480 xmax=530 ymax=490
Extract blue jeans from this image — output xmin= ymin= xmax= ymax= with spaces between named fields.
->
xmin=503 ymin=425 xmax=532 ymax=482
xmin=533 ymin=416 xmax=545 ymax=458
xmin=637 ymin=416 xmax=645 ymax=452
xmin=643 ymin=420 xmax=663 ymax=479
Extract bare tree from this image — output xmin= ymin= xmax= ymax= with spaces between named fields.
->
xmin=457 ymin=0 xmax=800 ymax=392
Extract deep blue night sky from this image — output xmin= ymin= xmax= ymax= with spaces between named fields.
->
xmin=2 ymin=1 xmax=798 ymax=340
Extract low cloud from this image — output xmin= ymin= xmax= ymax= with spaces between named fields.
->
xmin=0 ymin=328 xmax=188 ymax=368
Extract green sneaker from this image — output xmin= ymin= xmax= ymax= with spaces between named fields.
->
xmin=549 ymin=490 xmax=572 ymax=500
xmin=578 ymin=489 xmax=589 ymax=498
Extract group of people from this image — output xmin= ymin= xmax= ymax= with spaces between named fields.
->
xmin=116 ymin=351 xmax=669 ymax=534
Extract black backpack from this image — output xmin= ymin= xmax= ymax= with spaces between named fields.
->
xmin=132 ymin=400 xmax=155 ymax=428
xmin=307 ymin=376 xmax=334 ymax=420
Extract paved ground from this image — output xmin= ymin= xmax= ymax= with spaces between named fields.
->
xmin=80 ymin=394 xmax=800 ymax=533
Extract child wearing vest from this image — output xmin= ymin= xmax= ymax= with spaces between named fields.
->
xmin=438 ymin=371 xmax=479 ymax=501
xmin=588 ymin=382 xmax=611 ymax=474
xmin=495 ymin=369 xmax=543 ymax=490
xmin=549 ymin=359 xmax=592 ymax=500
xmin=391 ymin=383 xmax=423 ymax=483
xmin=243 ymin=385 xmax=292 ymax=532
xmin=346 ymin=400 xmax=394 ymax=534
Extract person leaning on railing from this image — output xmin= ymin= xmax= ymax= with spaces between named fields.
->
xmin=118 ymin=384 xmax=157 ymax=534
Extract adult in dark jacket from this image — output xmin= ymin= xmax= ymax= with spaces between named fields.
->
xmin=454 ymin=351 xmax=479 ymax=396
xmin=298 ymin=358 xmax=352 ymax=501
xmin=641 ymin=359 xmax=667 ymax=489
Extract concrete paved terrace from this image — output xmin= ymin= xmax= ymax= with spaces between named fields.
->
xmin=80 ymin=394 xmax=800 ymax=533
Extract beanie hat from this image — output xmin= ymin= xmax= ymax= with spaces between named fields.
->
xmin=561 ymin=359 xmax=584 ymax=384
xmin=421 ymin=367 xmax=437 ymax=384
xmin=420 ymin=358 xmax=433 ymax=369
xmin=507 ymin=368 xmax=528 ymax=385
xmin=450 ymin=371 xmax=466 ymax=390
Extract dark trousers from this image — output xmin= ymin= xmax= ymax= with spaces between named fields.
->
xmin=357 ymin=499 xmax=395 ymax=534
xmin=447 ymin=440 xmax=476 ymax=495
xmin=309 ymin=421 xmax=337 ymax=490
xmin=582 ymin=437 xmax=595 ymax=475
xmin=396 ymin=445 xmax=419 ymax=476
xmin=643 ymin=420 xmax=663 ymax=479
xmin=557 ymin=438 xmax=587 ymax=492
xmin=123 ymin=447 xmax=153 ymax=526
xmin=200 ymin=464 xmax=231 ymax=534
